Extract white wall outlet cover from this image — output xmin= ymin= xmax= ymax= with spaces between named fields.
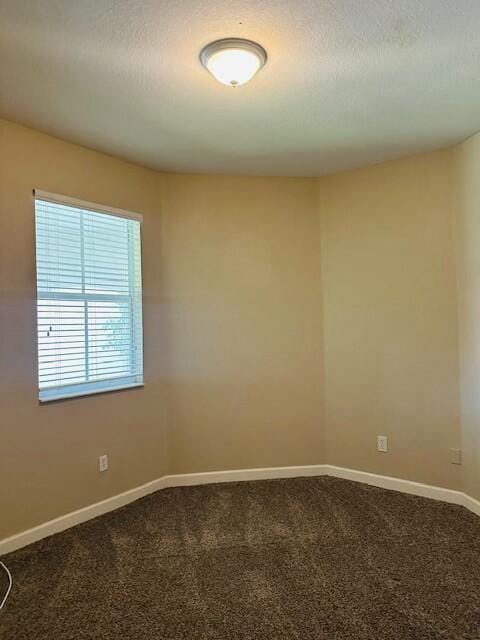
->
xmin=377 ymin=435 xmax=388 ymax=453
xmin=99 ymin=454 xmax=109 ymax=472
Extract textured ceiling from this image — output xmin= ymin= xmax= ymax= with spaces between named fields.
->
xmin=1 ymin=1 xmax=480 ymax=176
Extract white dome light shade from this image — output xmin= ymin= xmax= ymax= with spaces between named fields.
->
xmin=207 ymin=48 xmax=261 ymax=86
xmin=200 ymin=38 xmax=267 ymax=87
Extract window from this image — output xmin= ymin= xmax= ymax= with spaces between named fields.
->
xmin=34 ymin=191 xmax=144 ymax=402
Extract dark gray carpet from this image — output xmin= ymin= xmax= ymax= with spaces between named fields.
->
xmin=1 ymin=476 xmax=480 ymax=639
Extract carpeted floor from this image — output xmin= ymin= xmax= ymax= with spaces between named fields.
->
xmin=1 ymin=476 xmax=480 ymax=639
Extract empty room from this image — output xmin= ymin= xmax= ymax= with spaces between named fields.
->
xmin=1 ymin=1 xmax=480 ymax=638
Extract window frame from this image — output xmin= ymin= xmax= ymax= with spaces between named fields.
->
xmin=33 ymin=189 xmax=144 ymax=403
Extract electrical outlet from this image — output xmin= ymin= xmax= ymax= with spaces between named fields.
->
xmin=377 ymin=435 xmax=388 ymax=453
xmin=99 ymin=454 xmax=109 ymax=472
xmin=450 ymin=448 xmax=462 ymax=465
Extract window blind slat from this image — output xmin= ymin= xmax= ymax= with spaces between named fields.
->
xmin=35 ymin=197 xmax=143 ymax=401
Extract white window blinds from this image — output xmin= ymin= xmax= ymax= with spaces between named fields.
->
xmin=34 ymin=193 xmax=144 ymax=401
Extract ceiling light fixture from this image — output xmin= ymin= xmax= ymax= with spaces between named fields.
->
xmin=200 ymin=38 xmax=267 ymax=87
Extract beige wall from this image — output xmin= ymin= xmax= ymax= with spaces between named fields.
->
xmin=2 ymin=117 xmax=477 ymax=541
xmin=0 ymin=120 xmax=325 ymax=538
xmin=0 ymin=120 xmax=169 ymax=539
xmin=160 ymin=174 xmax=324 ymax=473
xmin=453 ymin=133 xmax=480 ymax=502
xmin=319 ymin=150 xmax=462 ymax=490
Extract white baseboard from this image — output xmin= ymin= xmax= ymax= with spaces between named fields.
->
xmin=462 ymin=492 xmax=480 ymax=517
xmin=162 ymin=464 xmax=328 ymax=488
xmin=1 ymin=463 xmax=478 ymax=556
xmin=0 ymin=465 xmax=326 ymax=555
xmin=325 ymin=465 xmax=465 ymax=505
xmin=0 ymin=476 xmax=169 ymax=556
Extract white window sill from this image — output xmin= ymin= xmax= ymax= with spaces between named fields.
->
xmin=39 ymin=380 xmax=144 ymax=403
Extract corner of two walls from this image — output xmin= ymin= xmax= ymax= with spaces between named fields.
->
xmin=161 ymin=149 xmax=474 ymax=498
xmin=140 ymin=147 xmax=480 ymax=499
